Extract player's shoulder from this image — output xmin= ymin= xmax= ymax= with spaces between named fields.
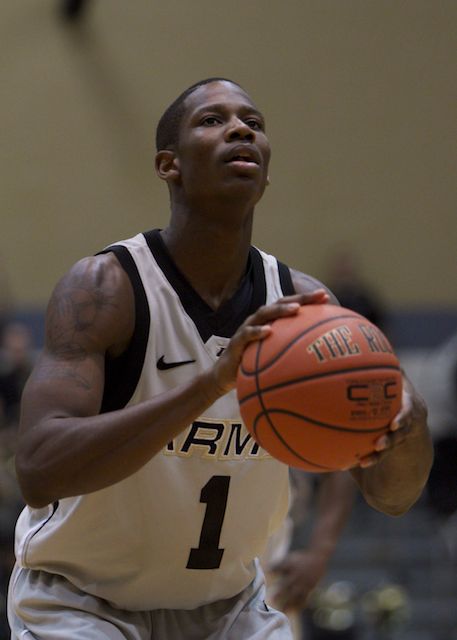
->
xmin=46 ymin=252 xmax=135 ymax=354
xmin=57 ymin=252 xmax=130 ymax=297
xmin=290 ymin=268 xmax=339 ymax=305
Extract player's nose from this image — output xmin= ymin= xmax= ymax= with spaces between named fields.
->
xmin=225 ymin=117 xmax=255 ymax=142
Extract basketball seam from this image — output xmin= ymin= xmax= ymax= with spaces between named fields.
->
xmin=252 ymin=339 xmax=269 ymax=452
xmin=240 ymin=312 xmax=364 ymax=376
xmin=255 ymin=408 xmax=389 ymax=434
xmin=252 ymin=410 xmax=338 ymax=471
xmin=251 ymin=330 xmax=339 ymax=471
xmin=238 ymin=364 xmax=401 ymax=405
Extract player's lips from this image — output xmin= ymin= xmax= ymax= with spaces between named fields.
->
xmin=224 ymin=145 xmax=261 ymax=166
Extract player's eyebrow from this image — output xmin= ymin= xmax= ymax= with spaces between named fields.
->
xmin=191 ymin=102 xmax=265 ymax=122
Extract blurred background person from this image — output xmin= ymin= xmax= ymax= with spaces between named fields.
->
xmin=262 ymin=470 xmax=355 ymax=639
xmin=0 ymin=259 xmax=14 ymax=345
xmin=0 ymin=322 xmax=35 ymax=430
xmin=324 ymin=246 xmax=386 ymax=334
xmin=414 ymin=330 xmax=457 ymax=556
xmin=0 ymin=321 xmax=33 ymax=638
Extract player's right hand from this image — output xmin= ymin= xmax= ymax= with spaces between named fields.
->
xmin=210 ymin=289 xmax=329 ymax=395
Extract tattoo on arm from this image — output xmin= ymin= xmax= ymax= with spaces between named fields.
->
xmin=36 ymin=360 xmax=93 ymax=391
xmin=41 ymin=281 xmax=117 ymax=388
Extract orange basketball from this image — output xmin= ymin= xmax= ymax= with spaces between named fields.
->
xmin=236 ymin=304 xmax=402 ymax=472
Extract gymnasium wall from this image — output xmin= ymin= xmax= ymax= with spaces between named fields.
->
xmin=1 ymin=1 xmax=456 ymax=346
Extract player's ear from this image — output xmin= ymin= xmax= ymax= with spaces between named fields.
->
xmin=155 ymin=150 xmax=180 ymax=182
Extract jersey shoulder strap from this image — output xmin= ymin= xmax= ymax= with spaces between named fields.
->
xmin=277 ymin=260 xmax=295 ymax=296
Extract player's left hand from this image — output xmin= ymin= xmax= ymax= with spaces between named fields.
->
xmin=267 ymin=548 xmax=329 ymax=611
xmin=358 ymin=373 xmax=428 ymax=468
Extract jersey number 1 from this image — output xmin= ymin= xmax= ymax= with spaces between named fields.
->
xmin=186 ymin=475 xmax=230 ymax=570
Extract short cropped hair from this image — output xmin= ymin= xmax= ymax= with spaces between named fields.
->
xmin=155 ymin=77 xmax=243 ymax=151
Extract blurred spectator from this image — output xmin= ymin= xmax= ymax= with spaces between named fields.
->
xmin=0 ymin=259 xmax=14 ymax=343
xmin=0 ymin=321 xmax=33 ymax=637
xmin=416 ymin=331 xmax=457 ymax=444
xmin=0 ymin=506 xmax=17 ymax=638
xmin=324 ymin=246 xmax=386 ymax=332
xmin=262 ymin=470 xmax=355 ymax=639
xmin=415 ymin=331 xmax=457 ymax=522
xmin=0 ymin=322 xmax=35 ymax=429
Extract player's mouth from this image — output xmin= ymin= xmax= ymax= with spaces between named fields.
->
xmin=224 ymin=145 xmax=261 ymax=167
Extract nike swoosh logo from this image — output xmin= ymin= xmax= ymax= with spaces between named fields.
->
xmin=156 ymin=355 xmax=196 ymax=370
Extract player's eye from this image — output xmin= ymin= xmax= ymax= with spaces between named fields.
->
xmin=201 ymin=116 xmax=221 ymax=126
xmin=245 ymin=119 xmax=263 ymax=131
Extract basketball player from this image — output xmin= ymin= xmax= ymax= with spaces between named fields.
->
xmin=8 ymin=78 xmax=433 ymax=639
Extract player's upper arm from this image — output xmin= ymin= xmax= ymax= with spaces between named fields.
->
xmin=290 ymin=268 xmax=339 ymax=305
xmin=18 ymin=253 xmax=134 ymax=436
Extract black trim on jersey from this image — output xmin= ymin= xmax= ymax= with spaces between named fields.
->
xmin=277 ymin=260 xmax=295 ymax=296
xmin=97 ymin=245 xmax=150 ymax=412
xmin=143 ymin=229 xmax=267 ymax=342
xmin=27 ymin=501 xmax=59 ymax=547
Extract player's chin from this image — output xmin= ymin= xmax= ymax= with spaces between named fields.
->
xmin=222 ymin=177 xmax=267 ymax=204
xmin=224 ymin=164 xmax=267 ymax=185
xmin=224 ymin=172 xmax=264 ymax=188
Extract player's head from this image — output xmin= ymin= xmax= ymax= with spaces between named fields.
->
xmin=155 ymin=78 xmax=270 ymax=209
xmin=156 ymin=77 xmax=243 ymax=151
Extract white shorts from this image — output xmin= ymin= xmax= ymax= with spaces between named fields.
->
xmin=8 ymin=561 xmax=292 ymax=639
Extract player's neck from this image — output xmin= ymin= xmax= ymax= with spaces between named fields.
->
xmin=160 ymin=214 xmax=253 ymax=310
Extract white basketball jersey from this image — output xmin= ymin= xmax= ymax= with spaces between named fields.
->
xmin=15 ymin=230 xmax=295 ymax=611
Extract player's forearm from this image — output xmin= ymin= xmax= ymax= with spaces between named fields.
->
xmin=307 ymin=473 xmax=355 ymax=557
xmin=16 ymin=369 xmax=223 ymax=508
xmin=352 ymin=420 xmax=433 ymax=516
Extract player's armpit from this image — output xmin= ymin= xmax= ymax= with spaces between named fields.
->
xmin=290 ymin=269 xmax=339 ymax=305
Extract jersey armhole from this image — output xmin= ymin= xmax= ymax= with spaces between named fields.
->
xmin=277 ymin=260 xmax=295 ymax=296
xmin=97 ymin=245 xmax=150 ymax=412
